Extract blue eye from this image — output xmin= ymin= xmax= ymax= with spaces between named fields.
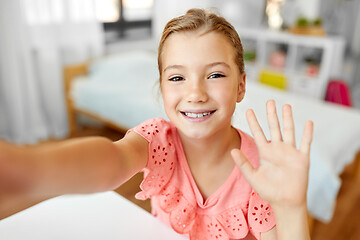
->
xmin=209 ymin=73 xmax=225 ymax=79
xmin=169 ymin=76 xmax=184 ymax=82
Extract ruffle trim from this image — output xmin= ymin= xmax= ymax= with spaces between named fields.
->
xmin=138 ymin=183 xmax=275 ymax=239
xmin=133 ymin=118 xmax=177 ymax=200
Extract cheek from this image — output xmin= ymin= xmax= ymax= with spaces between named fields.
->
xmin=212 ymin=82 xmax=239 ymax=102
xmin=161 ymin=85 xmax=177 ymax=107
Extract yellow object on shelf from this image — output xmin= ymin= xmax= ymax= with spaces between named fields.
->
xmin=259 ymin=70 xmax=287 ymax=90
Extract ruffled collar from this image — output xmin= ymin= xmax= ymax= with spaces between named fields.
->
xmin=131 ymin=118 xmax=276 ymax=239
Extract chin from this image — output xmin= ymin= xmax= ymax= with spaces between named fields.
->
xmin=178 ymin=126 xmax=218 ymax=141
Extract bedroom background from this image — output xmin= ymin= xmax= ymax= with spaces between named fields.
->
xmin=0 ymin=0 xmax=360 ymax=144
xmin=0 ymin=1 xmax=360 ymax=239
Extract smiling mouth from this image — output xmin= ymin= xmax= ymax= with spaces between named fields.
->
xmin=181 ymin=110 xmax=216 ymax=118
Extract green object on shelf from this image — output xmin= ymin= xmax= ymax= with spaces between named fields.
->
xmin=295 ymin=16 xmax=323 ymax=27
xmin=296 ymin=17 xmax=309 ymax=27
xmin=313 ymin=18 xmax=322 ymax=26
xmin=243 ymin=51 xmax=256 ymax=62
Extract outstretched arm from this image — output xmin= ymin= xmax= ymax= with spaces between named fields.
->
xmin=0 ymin=132 xmax=148 ymax=219
xmin=231 ymin=100 xmax=313 ymax=240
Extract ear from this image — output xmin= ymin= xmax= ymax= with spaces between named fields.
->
xmin=236 ymin=73 xmax=246 ymax=103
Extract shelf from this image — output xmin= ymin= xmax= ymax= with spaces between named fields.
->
xmin=237 ymin=27 xmax=345 ymax=99
xmin=290 ymin=75 xmax=320 ymax=98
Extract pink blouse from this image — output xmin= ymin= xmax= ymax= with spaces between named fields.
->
xmin=128 ymin=118 xmax=276 ymax=240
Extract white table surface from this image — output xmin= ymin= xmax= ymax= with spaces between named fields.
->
xmin=0 ymin=192 xmax=186 ymax=240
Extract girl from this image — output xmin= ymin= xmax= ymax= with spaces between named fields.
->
xmin=0 ymin=9 xmax=313 ymax=240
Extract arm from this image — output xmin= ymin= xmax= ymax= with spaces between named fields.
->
xmin=231 ymin=100 xmax=313 ymax=240
xmin=0 ymin=132 xmax=148 ymax=219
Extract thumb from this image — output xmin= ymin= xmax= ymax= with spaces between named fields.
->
xmin=231 ymin=149 xmax=256 ymax=184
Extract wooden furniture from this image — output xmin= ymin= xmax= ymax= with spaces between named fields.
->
xmin=288 ymin=26 xmax=326 ymax=37
xmin=64 ymin=62 xmax=87 ymax=136
xmin=64 ymin=62 xmax=129 ymax=136
xmin=353 ymin=152 xmax=360 ymax=182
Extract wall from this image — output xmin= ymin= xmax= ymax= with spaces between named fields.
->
xmin=152 ymin=0 xmax=265 ymax=43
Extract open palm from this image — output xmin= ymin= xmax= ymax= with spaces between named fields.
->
xmin=232 ymin=100 xmax=314 ymax=208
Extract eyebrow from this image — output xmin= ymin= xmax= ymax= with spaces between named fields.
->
xmin=206 ymin=62 xmax=231 ymax=70
xmin=163 ymin=65 xmax=184 ymax=73
xmin=163 ymin=61 xmax=230 ymax=73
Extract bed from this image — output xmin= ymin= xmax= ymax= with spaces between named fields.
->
xmin=63 ymin=50 xmax=360 ymax=227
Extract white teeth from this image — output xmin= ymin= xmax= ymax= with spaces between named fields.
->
xmin=184 ymin=112 xmax=212 ymax=118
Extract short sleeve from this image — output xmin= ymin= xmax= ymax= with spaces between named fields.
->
xmin=247 ymin=190 xmax=276 ymax=239
xmin=127 ymin=118 xmax=177 ymax=200
xmin=128 ymin=118 xmax=169 ymax=142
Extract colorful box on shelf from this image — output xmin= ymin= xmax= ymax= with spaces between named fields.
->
xmin=259 ymin=70 xmax=287 ymax=90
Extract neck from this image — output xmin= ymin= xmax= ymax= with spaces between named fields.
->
xmin=178 ymin=124 xmax=240 ymax=166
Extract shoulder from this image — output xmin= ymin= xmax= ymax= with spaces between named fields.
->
xmin=128 ymin=118 xmax=174 ymax=142
xmin=130 ymin=118 xmax=178 ymax=200
xmin=113 ymin=118 xmax=175 ymax=177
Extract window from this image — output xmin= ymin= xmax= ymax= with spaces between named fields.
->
xmin=95 ymin=0 xmax=119 ymax=23
xmin=95 ymin=0 xmax=153 ymax=41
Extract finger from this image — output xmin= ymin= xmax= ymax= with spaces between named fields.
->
xmin=246 ymin=109 xmax=268 ymax=147
xmin=282 ymin=104 xmax=296 ymax=147
xmin=300 ymin=120 xmax=314 ymax=155
xmin=266 ymin=100 xmax=282 ymax=142
xmin=231 ymin=149 xmax=256 ymax=186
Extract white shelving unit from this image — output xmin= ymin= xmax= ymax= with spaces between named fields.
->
xmin=236 ymin=28 xmax=346 ymax=99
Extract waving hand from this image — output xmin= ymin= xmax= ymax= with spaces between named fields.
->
xmin=231 ymin=100 xmax=313 ymax=208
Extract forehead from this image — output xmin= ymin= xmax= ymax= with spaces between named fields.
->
xmin=161 ymin=30 xmax=236 ymax=68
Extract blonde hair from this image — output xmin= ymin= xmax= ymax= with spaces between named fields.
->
xmin=158 ymin=8 xmax=244 ymax=80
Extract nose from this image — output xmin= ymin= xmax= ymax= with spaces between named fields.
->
xmin=185 ymin=78 xmax=208 ymax=103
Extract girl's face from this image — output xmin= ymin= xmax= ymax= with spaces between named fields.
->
xmin=160 ymin=30 xmax=245 ymax=140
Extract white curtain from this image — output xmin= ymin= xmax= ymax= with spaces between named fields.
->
xmin=0 ymin=0 xmax=104 ymax=144
xmin=351 ymin=3 xmax=360 ymax=109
